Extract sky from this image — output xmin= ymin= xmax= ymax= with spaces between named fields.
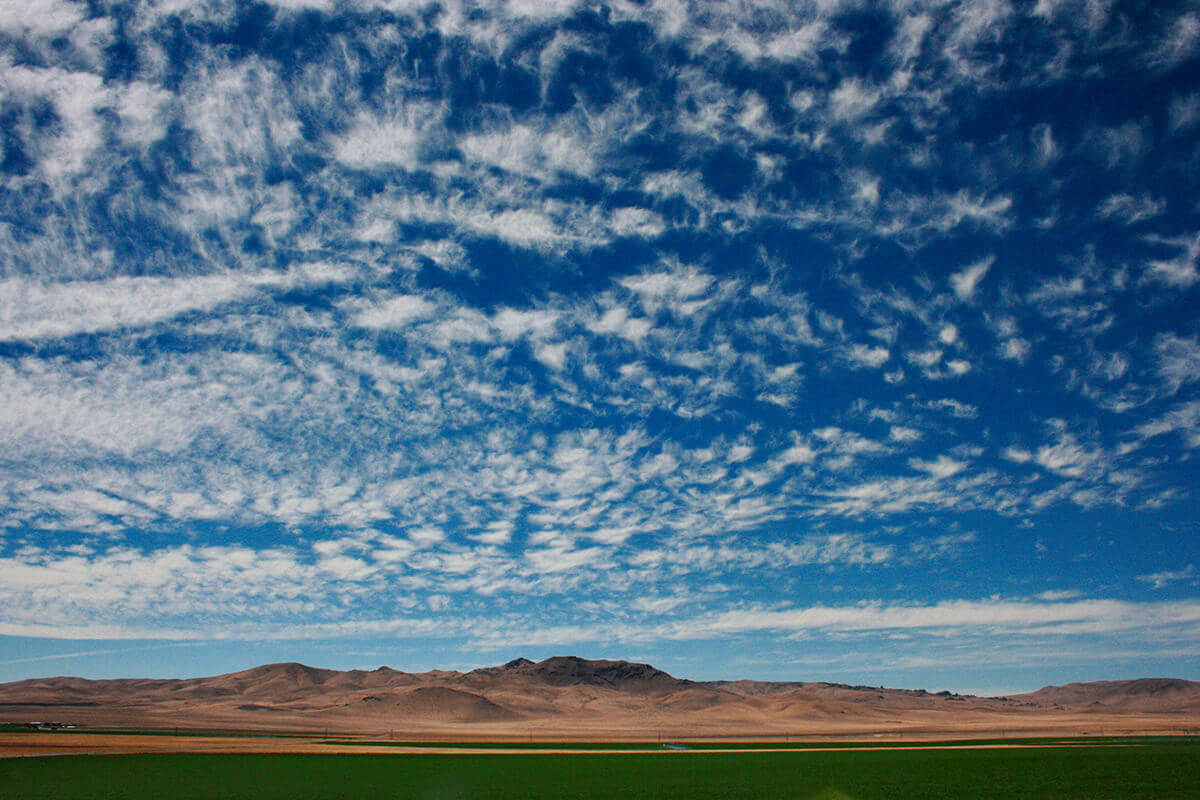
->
xmin=0 ymin=0 xmax=1199 ymax=695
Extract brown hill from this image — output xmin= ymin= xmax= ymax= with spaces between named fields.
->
xmin=1 ymin=657 xmax=1197 ymax=739
xmin=390 ymin=686 xmax=521 ymax=722
xmin=1012 ymin=678 xmax=1200 ymax=712
xmin=469 ymin=656 xmax=679 ymax=691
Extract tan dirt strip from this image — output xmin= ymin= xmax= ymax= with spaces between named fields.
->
xmin=0 ymin=735 xmax=1138 ymax=759
xmin=230 ymin=743 xmax=1133 ymax=755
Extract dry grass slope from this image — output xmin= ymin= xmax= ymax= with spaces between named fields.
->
xmin=2 ymin=657 xmax=1198 ymax=739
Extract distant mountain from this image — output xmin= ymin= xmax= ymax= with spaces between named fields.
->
xmin=469 ymin=655 xmax=679 ymax=689
xmin=1011 ymin=678 xmax=1200 ymax=712
xmin=2 ymin=658 xmax=1197 ymax=738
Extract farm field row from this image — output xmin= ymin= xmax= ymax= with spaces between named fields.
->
xmin=2 ymin=739 xmax=1198 ymax=799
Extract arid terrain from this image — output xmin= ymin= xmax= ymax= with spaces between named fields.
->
xmin=2 ymin=656 xmax=1198 ymax=741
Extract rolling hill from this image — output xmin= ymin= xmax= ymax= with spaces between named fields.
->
xmin=2 ymin=657 xmax=1197 ymax=739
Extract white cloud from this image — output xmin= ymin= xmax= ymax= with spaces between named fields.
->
xmin=0 ymin=0 xmax=85 ymax=36
xmin=846 ymin=344 xmax=890 ymax=369
xmin=182 ymin=57 xmax=302 ymax=169
xmin=0 ymin=270 xmax=333 ymax=342
xmin=908 ymin=347 xmax=941 ymax=370
xmin=620 ymin=265 xmax=714 ymax=314
xmin=1 ymin=65 xmax=108 ymax=184
xmin=1145 ymin=232 xmax=1200 ymax=287
xmin=477 ymin=208 xmax=564 ymax=248
xmin=923 ymin=398 xmax=979 ymax=419
xmin=889 ymin=426 xmax=922 ymax=443
xmin=1168 ymin=93 xmax=1200 ymax=134
xmin=375 ymin=192 xmax=600 ymax=251
xmin=115 ymin=80 xmax=174 ymax=148
xmin=332 ymin=105 xmax=440 ymax=170
xmin=1145 ymin=12 xmax=1200 ymax=71
xmin=1031 ymin=0 xmax=1113 ymax=33
xmin=829 ymin=78 xmax=881 ymax=121
xmin=1003 ymin=446 xmax=1034 ymax=464
xmin=492 ymin=308 xmax=560 ymax=341
xmin=430 ymin=308 xmax=494 ymax=346
xmin=817 ymin=474 xmax=970 ymax=516
xmin=609 ymin=207 xmax=666 ymax=239
xmin=1034 ymin=434 xmax=1101 ymax=478
xmin=1137 ymin=565 xmax=1195 ymax=590
xmin=777 ymin=443 xmax=817 ymax=465
xmin=587 ymin=305 xmax=652 ymax=341
xmin=999 ymin=337 xmax=1031 ymax=362
xmin=909 ymin=455 xmax=968 ymax=479
xmin=534 ymin=341 xmax=569 ymax=371
xmin=630 ymin=595 xmax=688 ymax=614
xmin=727 ymin=444 xmax=755 ymax=463
xmin=1030 ymin=123 xmax=1059 ymax=167
xmin=681 ymin=597 xmax=1200 ymax=639
xmin=763 ymin=20 xmax=839 ymax=62
xmin=1027 ymin=274 xmax=1086 ymax=305
xmin=351 ymin=294 xmax=439 ymax=330
xmin=1155 ymin=333 xmax=1200 ymax=393
xmin=459 ymin=122 xmax=595 ymax=179
xmin=1138 ymin=401 xmax=1200 ymax=448
xmin=891 ymin=12 xmax=932 ymax=64
xmin=1096 ymin=193 xmax=1165 ymax=225
xmin=949 ymin=256 xmax=993 ymax=301
xmin=1083 ymin=121 xmax=1148 ymax=170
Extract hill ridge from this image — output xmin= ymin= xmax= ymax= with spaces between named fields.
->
xmin=2 ymin=657 xmax=1197 ymax=737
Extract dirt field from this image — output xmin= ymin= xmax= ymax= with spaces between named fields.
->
xmin=3 ymin=729 xmax=1192 ymax=760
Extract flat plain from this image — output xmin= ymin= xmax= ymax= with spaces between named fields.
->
xmin=2 ymin=739 xmax=1199 ymax=800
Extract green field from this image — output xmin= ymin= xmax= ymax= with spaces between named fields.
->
xmin=3 ymin=741 xmax=1200 ymax=799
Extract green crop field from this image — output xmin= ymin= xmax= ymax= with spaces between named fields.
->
xmin=2 ymin=741 xmax=1198 ymax=799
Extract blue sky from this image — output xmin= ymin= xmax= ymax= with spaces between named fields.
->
xmin=1 ymin=0 xmax=1199 ymax=695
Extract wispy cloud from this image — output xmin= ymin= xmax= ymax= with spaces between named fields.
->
xmin=1096 ymin=193 xmax=1165 ymax=225
xmin=1138 ymin=565 xmax=1196 ymax=590
xmin=1144 ymin=232 xmax=1200 ymax=287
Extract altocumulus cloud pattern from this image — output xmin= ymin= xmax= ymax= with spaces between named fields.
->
xmin=1 ymin=0 xmax=1199 ymax=687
